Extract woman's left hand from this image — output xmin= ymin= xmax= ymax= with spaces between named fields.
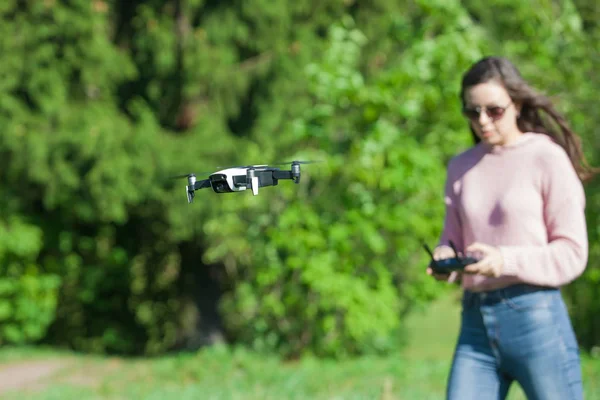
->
xmin=463 ymin=242 xmax=504 ymax=278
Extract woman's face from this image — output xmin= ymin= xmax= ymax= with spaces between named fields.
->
xmin=462 ymin=81 xmax=522 ymax=146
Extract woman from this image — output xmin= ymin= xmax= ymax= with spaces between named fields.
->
xmin=428 ymin=56 xmax=597 ymax=400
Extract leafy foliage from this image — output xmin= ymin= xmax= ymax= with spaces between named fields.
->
xmin=204 ymin=14 xmax=484 ymax=357
xmin=0 ymin=0 xmax=599 ymax=357
xmin=0 ymin=217 xmax=60 ymax=345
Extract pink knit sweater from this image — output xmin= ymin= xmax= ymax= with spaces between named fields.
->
xmin=439 ymin=132 xmax=588 ymax=292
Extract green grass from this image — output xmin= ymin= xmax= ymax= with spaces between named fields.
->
xmin=1 ymin=292 xmax=599 ymax=399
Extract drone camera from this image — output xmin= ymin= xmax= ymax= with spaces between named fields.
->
xmin=210 ymin=174 xmax=233 ymax=193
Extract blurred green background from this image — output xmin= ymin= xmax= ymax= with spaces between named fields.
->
xmin=0 ymin=0 xmax=599 ymax=398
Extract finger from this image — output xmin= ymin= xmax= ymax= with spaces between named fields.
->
xmin=448 ymin=271 xmax=460 ymax=283
xmin=466 ymin=242 xmax=491 ymax=253
xmin=465 ymin=260 xmax=495 ymax=277
xmin=427 ymin=268 xmax=450 ymax=280
xmin=433 ymin=246 xmax=455 ymax=260
xmin=463 ymin=261 xmax=483 ymax=274
xmin=465 ymin=243 xmax=491 ymax=260
xmin=434 ymin=254 xmax=453 ymax=261
xmin=427 ymin=268 xmax=446 ymax=278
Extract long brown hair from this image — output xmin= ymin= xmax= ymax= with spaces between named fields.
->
xmin=460 ymin=56 xmax=597 ymax=182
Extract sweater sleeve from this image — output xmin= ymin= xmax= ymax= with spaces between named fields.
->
xmin=498 ymin=146 xmax=588 ymax=287
xmin=438 ymin=163 xmax=464 ymax=251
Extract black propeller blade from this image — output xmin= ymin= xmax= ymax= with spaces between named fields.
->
xmin=169 ymin=160 xmax=321 ymax=180
xmin=269 ymin=160 xmax=322 ymax=166
xmin=168 ymin=169 xmax=217 ymax=180
xmin=169 ymin=173 xmax=196 ymax=179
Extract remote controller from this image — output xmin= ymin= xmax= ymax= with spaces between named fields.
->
xmin=423 ymin=241 xmax=478 ymax=274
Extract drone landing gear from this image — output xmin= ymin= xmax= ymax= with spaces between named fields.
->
xmin=246 ymin=168 xmax=259 ymax=195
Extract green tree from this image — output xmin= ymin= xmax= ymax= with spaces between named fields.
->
xmin=0 ymin=0 xmax=598 ymax=357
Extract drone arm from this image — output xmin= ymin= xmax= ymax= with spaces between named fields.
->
xmin=273 ymin=169 xmax=300 ymax=184
xmin=272 ymin=170 xmax=292 ymax=180
xmin=194 ymin=179 xmax=211 ymax=190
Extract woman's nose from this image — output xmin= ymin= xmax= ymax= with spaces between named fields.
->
xmin=478 ymin=110 xmax=491 ymax=125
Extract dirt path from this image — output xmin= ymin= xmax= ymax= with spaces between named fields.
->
xmin=0 ymin=359 xmax=72 ymax=394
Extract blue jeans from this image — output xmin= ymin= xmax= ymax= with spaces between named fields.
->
xmin=447 ymin=284 xmax=583 ymax=400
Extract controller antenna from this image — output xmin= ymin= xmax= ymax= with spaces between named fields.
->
xmin=422 ymin=242 xmax=440 ymax=270
xmin=448 ymin=240 xmax=460 ymax=259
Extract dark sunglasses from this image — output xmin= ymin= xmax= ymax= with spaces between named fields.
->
xmin=462 ymin=102 xmax=512 ymax=121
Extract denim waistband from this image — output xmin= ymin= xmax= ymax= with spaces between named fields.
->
xmin=463 ymin=284 xmax=558 ymax=307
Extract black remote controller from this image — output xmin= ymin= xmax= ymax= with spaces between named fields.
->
xmin=423 ymin=241 xmax=478 ymax=274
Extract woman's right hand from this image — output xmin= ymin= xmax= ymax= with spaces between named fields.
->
xmin=426 ymin=245 xmax=461 ymax=283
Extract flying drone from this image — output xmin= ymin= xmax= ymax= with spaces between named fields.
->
xmin=173 ymin=160 xmax=317 ymax=203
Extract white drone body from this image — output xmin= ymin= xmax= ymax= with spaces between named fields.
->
xmin=180 ymin=161 xmax=307 ymax=203
xmin=212 ymin=166 xmax=264 ymax=195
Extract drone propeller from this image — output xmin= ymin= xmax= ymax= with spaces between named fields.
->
xmin=168 ymin=170 xmax=214 ymax=180
xmin=269 ymin=160 xmax=322 ymax=166
xmin=169 ymin=173 xmax=196 ymax=179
